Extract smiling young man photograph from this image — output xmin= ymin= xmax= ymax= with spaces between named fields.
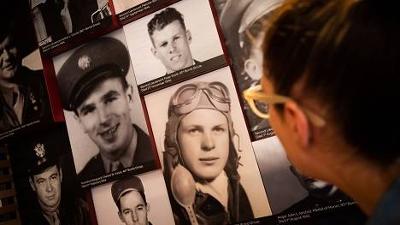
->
xmin=56 ymin=36 xmax=153 ymax=185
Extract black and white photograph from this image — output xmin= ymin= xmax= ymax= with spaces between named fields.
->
xmin=213 ymin=0 xmax=283 ymax=140
xmin=30 ymin=0 xmax=114 ymax=54
xmin=0 ymin=2 xmax=51 ymax=140
xmin=7 ymin=124 xmax=93 ymax=225
xmin=144 ymin=67 xmax=271 ymax=224
xmin=123 ymin=0 xmax=226 ymax=94
xmin=53 ymin=29 xmax=157 ymax=188
xmin=91 ymin=170 xmax=175 ymax=225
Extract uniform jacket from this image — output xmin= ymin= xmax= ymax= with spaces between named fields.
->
xmin=27 ymin=198 xmax=90 ymax=225
xmin=78 ymin=125 xmax=153 ymax=182
xmin=37 ymin=0 xmax=99 ymax=40
xmin=0 ymin=66 xmax=48 ymax=134
xmin=169 ymin=176 xmax=254 ymax=225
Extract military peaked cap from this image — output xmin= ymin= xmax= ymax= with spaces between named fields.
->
xmin=57 ymin=37 xmax=130 ymax=111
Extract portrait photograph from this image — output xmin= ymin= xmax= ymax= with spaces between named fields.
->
xmin=0 ymin=2 xmax=51 ymax=141
xmin=123 ymin=0 xmax=225 ymax=86
xmin=7 ymin=124 xmax=93 ymax=225
xmin=53 ymin=28 xmax=157 ymax=188
xmin=253 ymin=136 xmax=365 ymax=224
xmin=114 ymin=0 xmax=180 ymax=26
xmin=144 ymin=66 xmax=271 ymax=224
xmin=212 ymin=0 xmax=283 ymax=140
xmin=31 ymin=0 xmax=114 ymax=54
xmin=91 ymin=169 xmax=175 ymax=225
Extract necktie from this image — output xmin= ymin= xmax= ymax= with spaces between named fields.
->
xmin=52 ymin=213 xmax=60 ymax=225
xmin=60 ymin=5 xmax=73 ymax=33
xmin=111 ymin=161 xmax=123 ymax=172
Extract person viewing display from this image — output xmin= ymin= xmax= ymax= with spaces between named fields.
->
xmin=244 ymin=0 xmax=400 ymax=224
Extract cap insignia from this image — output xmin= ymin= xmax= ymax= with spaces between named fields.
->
xmin=78 ymin=55 xmax=92 ymax=70
xmin=34 ymin=143 xmax=46 ymax=159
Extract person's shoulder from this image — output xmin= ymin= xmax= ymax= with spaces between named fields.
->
xmin=235 ymin=182 xmax=254 ymax=220
xmin=132 ymin=124 xmax=153 ymax=163
xmin=60 ymin=196 xmax=91 ymax=225
xmin=134 ymin=124 xmax=149 ymax=139
xmin=74 ymin=197 xmax=90 ymax=218
xmin=16 ymin=66 xmax=44 ymax=84
xmin=78 ymin=154 xmax=105 ymax=180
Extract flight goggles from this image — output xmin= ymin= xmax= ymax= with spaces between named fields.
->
xmin=171 ymin=82 xmax=231 ymax=115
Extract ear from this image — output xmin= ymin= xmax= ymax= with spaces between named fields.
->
xmin=125 ymin=85 xmax=134 ymax=113
xmin=244 ymin=59 xmax=260 ymax=80
xmin=283 ymin=101 xmax=311 ymax=148
xmin=186 ymin=30 xmax=192 ymax=44
xmin=151 ymin=47 xmax=158 ymax=58
xmin=125 ymin=85 xmax=133 ymax=103
xmin=118 ymin=211 xmax=124 ymax=223
xmin=29 ymin=177 xmax=36 ymax=192
xmin=74 ymin=114 xmax=88 ymax=134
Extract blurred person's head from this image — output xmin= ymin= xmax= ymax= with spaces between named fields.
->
xmin=252 ymin=0 xmax=400 ymax=214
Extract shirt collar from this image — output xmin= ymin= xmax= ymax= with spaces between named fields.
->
xmin=101 ymin=126 xmax=138 ymax=173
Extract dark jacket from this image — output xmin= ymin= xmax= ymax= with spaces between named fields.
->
xmin=169 ymin=177 xmax=254 ymax=225
xmin=38 ymin=0 xmax=99 ymax=40
xmin=78 ymin=125 xmax=153 ymax=182
xmin=0 ymin=66 xmax=48 ymax=135
xmin=27 ymin=198 xmax=90 ymax=225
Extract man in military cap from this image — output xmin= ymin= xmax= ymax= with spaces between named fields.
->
xmin=0 ymin=22 xmax=49 ymax=135
xmin=147 ymin=7 xmax=198 ymax=75
xmin=56 ymin=37 xmax=153 ymax=182
xmin=27 ymin=130 xmax=90 ymax=225
xmin=111 ymin=176 xmax=153 ymax=225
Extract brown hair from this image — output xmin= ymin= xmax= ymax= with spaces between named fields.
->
xmin=263 ymin=0 xmax=400 ymax=164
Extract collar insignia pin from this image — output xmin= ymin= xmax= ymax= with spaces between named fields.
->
xmin=34 ymin=143 xmax=46 ymax=159
xmin=78 ymin=55 xmax=92 ymax=70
